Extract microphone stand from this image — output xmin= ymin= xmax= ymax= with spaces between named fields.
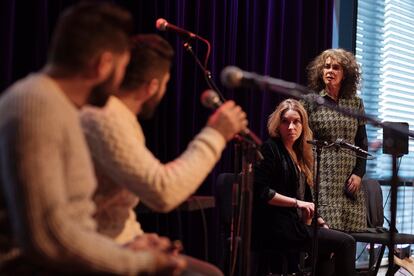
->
xmin=307 ymin=139 xmax=331 ymax=276
xmin=181 ymin=40 xmax=263 ymax=276
xmin=231 ymin=70 xmax=414 ymax=139
xmin=229 ymin=137 xmax=261 ymax=276
xmin=182 ymin=40 xmax=226 ymax=102
xmin=312 ymin=143 xmax=322 ymax=276
xmin=386 ymin=153 xmax=399 ymax=276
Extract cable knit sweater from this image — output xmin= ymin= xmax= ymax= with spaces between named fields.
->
xmin=0 ymin=74 xmax=158 ymax=274
xmin=80 ymin=96 xmax=226 ymax=244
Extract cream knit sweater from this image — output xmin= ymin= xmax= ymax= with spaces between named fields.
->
xmin=80 ymin=96 xmax=226 ymax=244
xmin=0 ymin=74 xmax=159 ymax=274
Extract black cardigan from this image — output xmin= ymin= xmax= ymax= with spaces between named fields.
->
xmin=252 ymin=137 xmax=312 ymax=251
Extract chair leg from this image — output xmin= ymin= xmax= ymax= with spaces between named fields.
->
xmin=372 ymin=245 xmax=386 ymax=276
xmin=281 ymin=254 xmax=288 ymax=276
xmin=296 ymin=252 xmax=309 ymax=276
xmin=369 ymin=243 xmax=375 ymax=270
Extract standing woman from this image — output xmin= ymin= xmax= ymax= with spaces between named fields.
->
xmin=302 ymin=48 xmax=368 ymax=232
xmin=252 ymin=99 xmax=356 ymax=276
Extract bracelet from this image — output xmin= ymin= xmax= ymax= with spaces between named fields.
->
xmin=294 ymin=198 xmax=298 ymax=208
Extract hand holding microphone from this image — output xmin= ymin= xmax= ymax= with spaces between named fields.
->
xmin=202 ymin=90 xmax=248 ymax=142
xmin=207 ymin=101 xmax=248 ymax=141
xmin=201 ymin=90 xmax=262 ymax=145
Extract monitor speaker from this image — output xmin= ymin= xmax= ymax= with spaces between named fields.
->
xmin=382 ymin=122 xmax=409 ymax=156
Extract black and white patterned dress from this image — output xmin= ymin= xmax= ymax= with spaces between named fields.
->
xmin=302 ymin=91 xmax=368 ymax=232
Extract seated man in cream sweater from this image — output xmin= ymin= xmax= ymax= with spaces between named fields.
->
xmin=80 ymin=34 xmax=247 ymax=274
xmin=0 ymin=3 xmax=184 ymax=275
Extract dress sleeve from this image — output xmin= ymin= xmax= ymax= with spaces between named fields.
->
xmin=352 ymin=124 xmax=368 ymax=177
xmin=352 ymin=98 xmax=368 ymax=177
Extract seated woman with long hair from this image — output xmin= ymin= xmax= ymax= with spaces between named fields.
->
xmin=252 ymin=99 xmax=356 ymax=276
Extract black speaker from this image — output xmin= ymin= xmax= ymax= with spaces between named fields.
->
xmin=382 ymin=122 xmax=409 ymax=156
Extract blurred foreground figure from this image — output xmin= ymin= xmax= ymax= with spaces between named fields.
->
xmin=0 ymin=3 xmax=185 ymax=275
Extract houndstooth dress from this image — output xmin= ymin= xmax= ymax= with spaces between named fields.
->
xmin=302 ymin=91 xmax=367 ymax=232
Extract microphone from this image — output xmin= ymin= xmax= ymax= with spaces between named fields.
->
xmin=307 ymin=140 xmax=329 ymax=147
xmin=334 ymin=138 xmax=371 ymax=157
xmin=221 ymin=66 xmax=261 ymax=89
xmin=200 ymin=90 xmax=262 ymax=146
xmin=200 ymin=89 xmax=222 ymax=109
xmin=156 ymin=18 xmax=198 ymax=39
xmin=220 ymin=66 xmax=307 ymax=98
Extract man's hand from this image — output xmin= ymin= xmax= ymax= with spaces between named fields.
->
xmin=125 ymin=234 xmax=186 ymax=275
xmin=150 ymin=252 xmax=187 ymax=276
xmin=207 ymin=100 xmax=248 ymax=141
xmin=124 ymin=233 xmax=172 ymax=253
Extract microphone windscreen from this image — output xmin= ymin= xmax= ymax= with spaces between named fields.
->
xmin=220 ymin=66 xmax=243 ymax=88
xmin=200 ymin=90 xmax=222 ymax=109
xmin=155 ymin=18 xmax=168 ymax=31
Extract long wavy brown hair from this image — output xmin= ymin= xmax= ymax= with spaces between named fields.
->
xmin=268 ymin=99 xmax=314 ymax=186
xmin=307 ymin=48 xmax=361 ymax=98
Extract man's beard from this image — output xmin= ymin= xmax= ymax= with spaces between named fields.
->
xmin=139 ymin=91 xmax=162 ymax=120
xmin=87 ymin=70 xmax=116 ymax=107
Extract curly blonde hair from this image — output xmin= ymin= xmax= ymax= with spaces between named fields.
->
xmin=307 ymin=48 xmax=361 ymax=98
xmin=267 ymin=99 xmax=314 ymax=186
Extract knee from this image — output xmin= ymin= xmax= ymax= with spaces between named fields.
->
xmin=343 ymin=233 xmax=355 ymax=244
xmin=340 ymin=233 xmax=356 ymax=252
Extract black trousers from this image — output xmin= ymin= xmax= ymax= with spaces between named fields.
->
xmin=304 ymin=226 xmax=356 ymax=276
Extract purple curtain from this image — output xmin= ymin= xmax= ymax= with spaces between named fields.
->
xmin=0 ymin=0 xmax=333 ymax=265
xmin=123 ymin=0 xmax=334 ymax=193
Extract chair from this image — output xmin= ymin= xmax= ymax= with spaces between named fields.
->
xmin=350 ymin=179 xmax=414 ymax=275
xmin=215 ymin=173 xmax=308 ymax=275
xmin=215 ymin=173 xmax=239 ymax=274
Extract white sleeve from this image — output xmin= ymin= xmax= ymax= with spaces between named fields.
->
xmin=81 ymin=108 xmax=226 ymax=212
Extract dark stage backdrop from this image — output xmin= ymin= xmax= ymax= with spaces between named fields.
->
xmin=0 ymin=0 xmax=333 ymax=266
